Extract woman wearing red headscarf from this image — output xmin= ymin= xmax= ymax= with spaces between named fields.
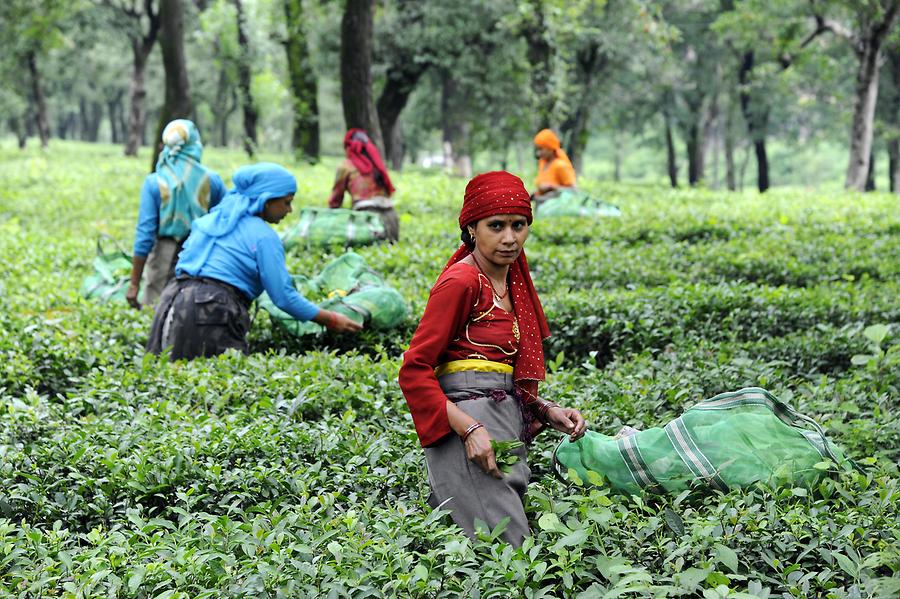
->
xmin=399 ymin=171 xmax=586 ymax=546
xmin=327 ymin=128 xmax=400 ymax=241
xmin=532 ymin=128 xmax=577 ymax=204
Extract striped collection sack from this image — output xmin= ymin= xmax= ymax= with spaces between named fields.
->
xmin=258 ymin=252 xmax=407 ymax=336
xmin=554 ymin=387 xmax=852 ymax=495
xmin=281 ymin=207 xmax=386 ymax=250
xmin=80 ymin=236 xmax=135 ymax=304
xmin=535 ymin=188 xmax=621 ymax=218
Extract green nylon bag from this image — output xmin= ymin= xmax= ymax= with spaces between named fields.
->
xmin=281 ymin=207 xmax=386 ymax=250
xmin=258 ymin=252 xmax=407 ymax=336
xmin=80 ymin=236 xmax=136 ymax=304
xmin=554 ymin=387 xmax=852 ymax=495
xmin=536 ymin=188 xmax=622 ymax=218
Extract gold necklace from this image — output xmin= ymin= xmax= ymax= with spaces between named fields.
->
xmin=471 ymin=254 xmax=508 ymax=300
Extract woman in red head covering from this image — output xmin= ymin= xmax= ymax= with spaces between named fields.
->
xmin=327 ymin=128 xmax=400 ymax=241
xmin=398 ymin=170 xmax=586 ymax=546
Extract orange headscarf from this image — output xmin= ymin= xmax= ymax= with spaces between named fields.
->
xmin=533 ymin=129 xmax=576 ymax=188
xmin=533 ymin=128 xmax=561 ymax=151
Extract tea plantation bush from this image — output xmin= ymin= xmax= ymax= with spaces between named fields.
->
xmin=0 ymin=141 xmax=898 ymax=598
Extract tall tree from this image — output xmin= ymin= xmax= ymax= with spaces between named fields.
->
xmin=283 ymin=0 xmax=319 ymax=162
xmin=151 ymin=0 xmax=192 ymax=170
xmin=737 ymin=50 xmax=770 ymax=191
xmin=520 ymin=0 xmax=555 ymax=131
xmin=340 ymin=0 xmax=383 ymax=153
xmin=233 ymin=0 xmax=258 ymax=157
xmin=883 ymin=47 xmax=900 ymax=191
xmin=104 ymin=0 xmax=161 ymax=156
xmin=811 ymin=2 xmax=900 ymax=190
xmin=26 ymin=50 xmax=51 ymax=147
xmin=560 ymin=41 xmax=608 ymax=172
xmin=375 ymin=0 xmax=431 ymax=169
xmin=0 ymin=0 xmax=71 ymax=148
xmin=715 ymin=0 xmax=835 ymax=192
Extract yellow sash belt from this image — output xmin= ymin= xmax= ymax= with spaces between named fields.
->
xmin=434 ymin=359 xmax=514 ymax=378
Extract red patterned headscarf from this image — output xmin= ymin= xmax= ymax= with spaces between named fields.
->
xmin=343 ymin=128 xmax=395 ymax=195
xmin=445 ymin=171 xmax=550 ymax=403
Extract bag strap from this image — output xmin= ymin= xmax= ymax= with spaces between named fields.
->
xmin=551 ymin=438 xmax=572 ymax=486
xmin=96 ymin=233 xmax=129 ymax=258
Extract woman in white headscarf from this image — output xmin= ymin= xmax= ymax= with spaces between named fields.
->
xmin=126 ymin=119 xmax=226 ymax=308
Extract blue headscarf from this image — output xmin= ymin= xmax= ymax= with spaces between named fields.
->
xmin=178 ymin=163 xmax=297 ymax=270
xmin=156 ymin=119 xmax=212 ymax=240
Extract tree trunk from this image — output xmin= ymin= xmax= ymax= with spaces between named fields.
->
xmin=738 ymin=51 xmax=770 ymax=192
xmin=686 ymin=121 xmax=701 ymax=186
xmin=664 ymin=109 xmax=678 ymax=187
xmin=613 ymin=133 xmax=623 ymax=182
xmin=560 ymin=43 xmax=606 ymax=172
xmin=724 ymin=97 xmax=736 ymax=191
xmin=108 ymin=90 xmax=125 ymax=144
xmin=124 ymin=2 xmax=160 ymax=157
xmin=79 ymin=98 xmax=103 ymax=142
xmin=284 ymin=0 xmax=319 ymax=162
xmin=865 ymin=144 xmax=876 ymax=191
xmin=376 ymin=62 xmax=428 ymax=170
xmin=57 ymin=112 xmax=73 ymax=139
xmin=704 ymin=89 xmax=719 ymax=187
xmin=235 ymin=0 xmax=258 ymax=157
xmin=753 ymin=137 xmax=769 ymax=192
xmin=846 ymin=42 xmax=887 ymax=190
xmin=441 ymin=73 xmax=472 ymax=178
xmin=889 ymin=138 xmax=899 ymax=192
xmin=8 ymin=117 xmax=27 ymax=149
xmin=125 ymin=44 xmax=150 ymax=156
xmin=844 ymin=4 xmax=900 ymax=190
xmin=26 ymin=50 xmax=50 ymax=149
xmin=152 ymin=0 xmax=193 ymax=171
xmin=340 ymin=0 xmax=384 ymax=154
xmin=208 ymin=39 xmax=237 ymax=148
xmin=523 ymin=0 xmax=554 ymax=130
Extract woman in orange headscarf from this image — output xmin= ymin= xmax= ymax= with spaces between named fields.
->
xmin=399 ymin=171 xmax=586 ymax=547
xmin=532 ymin=128 xmax=576 ymax=204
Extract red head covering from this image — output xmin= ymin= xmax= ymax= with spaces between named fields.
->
xmin=446 ymin=171 xmax=550 ymax=402
xmin=343 ymin=128 xmax=395 ymax=195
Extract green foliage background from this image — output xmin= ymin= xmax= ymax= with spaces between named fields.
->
xmin=0 ymin=140 xmax=898 ymax=597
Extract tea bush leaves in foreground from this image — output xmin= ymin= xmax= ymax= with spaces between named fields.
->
xmin=0 ymin=142 xmax=897 ymax=597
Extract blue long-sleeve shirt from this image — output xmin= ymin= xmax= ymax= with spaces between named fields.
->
xmin=175 ymin=216 xmax=320 ymax=321
xmin=133 ymin=172 xmax=226 ymax=257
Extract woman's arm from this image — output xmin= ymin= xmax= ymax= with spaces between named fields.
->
xmin=399 ymin=269 xmax=479 ymax=447
xmin=400 ymin=271 xmax=503 ymax=476
xmin=127 ymin=176 xmax=160 ymax=309
xmin=255 ymin=231 xmax=358 ymax=330
xmin=328 ymin=164 xmax=351 ymax=208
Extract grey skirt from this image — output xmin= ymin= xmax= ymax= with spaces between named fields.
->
xmin=146 ymin=276 xmax=251 ymax=361
xmin=425 ymin=371 xmax=530 ymax=546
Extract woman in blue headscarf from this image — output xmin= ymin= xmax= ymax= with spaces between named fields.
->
xmin=127 ymin=119 xmax=227 ymax=309
xmin=146 ymin=162 xmax=362 ymax=360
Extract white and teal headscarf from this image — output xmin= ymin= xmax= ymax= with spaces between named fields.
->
xmin=156 ymin=119 xmax=212 ymax=240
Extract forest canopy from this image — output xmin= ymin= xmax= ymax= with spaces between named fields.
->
xmin=4 ymin=0 xmax=900 ymax=191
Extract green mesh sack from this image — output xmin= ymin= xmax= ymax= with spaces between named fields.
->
xmin=281 ymin=207 xmax=386 ymax=250
xmin=80 ymin=236 xmax=136 ymax=303
xmin=536 ymin=188 xmax=621 ymax=218
xmin=257 ymin=252 xmax=407 ymax=335
xmin=554 ymin=387 xmax=853 ymax=495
